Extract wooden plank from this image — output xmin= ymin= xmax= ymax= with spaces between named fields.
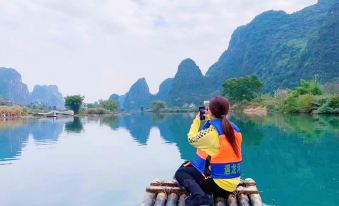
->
xmin=146 ymin=186 xmax=186 ymax=194
xmin=154 ymin=192 xmax=167 ymax=206
xmin=140 ymin=192 xmax=155 ymax=206
xmin=215 ymin=196 xmax=226 ymax=206
xmin=238 ymin=194 xmax=250 ymax=206
xmin=178 ymin=194 xmax=187 ymax=206
xmin=249 ymin=193 xmax=263 ymax=206
xmin=227 ymin=193 xmax=238 ymax=206
xmin=166 ymin=193 xmax=178 ymax=206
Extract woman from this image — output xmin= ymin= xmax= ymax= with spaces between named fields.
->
xmin=175 ymin=96 xmax=242 ymax=206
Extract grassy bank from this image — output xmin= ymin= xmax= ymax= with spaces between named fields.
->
xmin=0 ymin=106 xmax=28 ymax=118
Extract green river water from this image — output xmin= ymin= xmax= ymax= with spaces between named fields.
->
xmin=0 ymin=114 xmax=338 ymax=205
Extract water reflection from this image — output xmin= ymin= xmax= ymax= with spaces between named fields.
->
xmin=234 ymin=114 xmax=339 ymax=143
xmin=232 ymin=114 xmax=339 ymax=205
xmin=65 ymin=117 xmax=84 ymax=133
xmin=0 ymin=120 xmax=30 ymax=163
xmin=0 ymin=114 xmax=337 ymax=205
xmin=100 ymin=114 xmax=152 ymax=145
xmin=100 ymin=113 xmax=196 ymax=158
xmin=30 ymin=119 xmax=64 ymax=143
xmin=0 ymin=118 xmax=70 ymax=163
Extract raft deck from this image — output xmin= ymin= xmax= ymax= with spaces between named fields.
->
xmin=141 ymin=178 xmax=262 ymax=206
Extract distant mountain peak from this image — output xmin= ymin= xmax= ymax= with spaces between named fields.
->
xmin=123 ymin=77 xmax=152 ymax=110
xmin=176 ymin=58 xmax=203 ymax=78
xmin=130 ymin=77 xmax=150 ymax=92
xmin=0 ymin=67 xmax=29 ymax=104
xmin=29 ymin=85 xmax=64 ymax=109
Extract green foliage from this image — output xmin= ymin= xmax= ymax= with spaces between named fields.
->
xmin=222 ymin=75 xmax=263 ymax=102
xmin=296 ymin=94 xmax=316 ymax=113
xmin=86 ymin=108 xmax=109 ymax=115
xmin=152 ymin=101 xmax=166 ymax=112
xmin=282 ymin=79 xmax=337 ymax=114
xmin=100 ymin=100 xmax=118 ymax=112
xmin=290 ymin=78 xmax=324 ymax=97
xmin=315 ymin=95 xmax=339 ymax=114
xmin=65 ymin=95 xmax=84 ymax=114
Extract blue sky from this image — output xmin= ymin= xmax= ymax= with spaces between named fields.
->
xmin=0 ymin=0 xmax=317 ymax=102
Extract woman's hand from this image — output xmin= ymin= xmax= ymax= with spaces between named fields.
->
xmin=195 ymin=113 xmax=201 ymax=120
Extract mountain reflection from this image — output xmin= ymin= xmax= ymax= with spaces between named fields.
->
xmin=101 ymin=113 xmax=197 ymax=159
xmin=0 ymin=118 xmax=66 ymax=163
xmin=0 ymin=120 xmax=30 ymax=163
xmin=101 ymin=114 xmax=152 ymax=145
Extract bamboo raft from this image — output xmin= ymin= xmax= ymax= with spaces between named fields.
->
xmin=141 ymin=178 xmax=262 ymax=206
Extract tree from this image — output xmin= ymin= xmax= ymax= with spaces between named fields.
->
xmin=100 ymin=100 xmax=118 ymax=112
xmin=222 ymin=75 xmax=263 ymax=102
xmin=65 ymin=95 xmax=84 ymax=114
xmin=152 ymin=101 xmax=166 ymax=112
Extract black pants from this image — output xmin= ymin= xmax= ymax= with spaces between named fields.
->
xmin=174 ymin=162 xmax=231 ymax=197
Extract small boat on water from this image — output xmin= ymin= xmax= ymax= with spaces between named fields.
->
xmin=38 ymin=110 xmax=74 ymax=117
xmin=141 ymin=178 xmax=262 ymax=206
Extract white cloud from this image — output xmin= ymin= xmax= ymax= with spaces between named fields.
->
xmin=0 ymin=0 xmax=317 ymax=101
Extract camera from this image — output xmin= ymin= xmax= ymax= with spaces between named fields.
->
xmin=199 ymin=101 xmax=210 ymax=120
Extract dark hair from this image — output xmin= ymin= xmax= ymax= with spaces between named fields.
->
xmin=209 ymin=96 xmax=239 ymax=156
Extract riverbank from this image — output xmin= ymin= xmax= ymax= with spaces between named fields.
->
xmin=0 ymin=106 xmax=129 ymax=120
xmin=0 ymin=106 xmax=29 ymax=119
xmin=232 ymin=94 xmax=339 ymax=116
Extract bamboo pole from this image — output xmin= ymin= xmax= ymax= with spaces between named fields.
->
xmin=178 ymin=194 xmax=187 ymax=206
xmin=249 ymin=193 xmax=263 ymax=206
xmin=215 ymin=197 xmax=226 ymax=206
xmin=140 ymin=192 xmax=155 ymax=206
xmin=165 ymin=193 xmax=178 ymax=206
xmin=227 ymin=193 xmax=238 ymax=206
xmin=238 ymin=193 xmax=250 ymax=206
xmin=151 ymin=181 xmax=178 ymax=187
xmin=146 ymin=186 xmax=186 ymax=194
xmin=154 ymin=192 xmax=167 ymax=206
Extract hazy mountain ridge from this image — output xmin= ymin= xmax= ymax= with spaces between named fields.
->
xmin=29 ymin=85 xmax=65 ymax=109
xmin=0 ymin=67 xmax=64 ymax=108
xmin=0 ymin=67 xmax=30 ymax=104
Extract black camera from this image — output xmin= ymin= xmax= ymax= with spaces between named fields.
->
xmin=199 ymin=106 xmax=206 ymax=120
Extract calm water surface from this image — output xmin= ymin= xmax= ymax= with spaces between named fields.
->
xmin=0 ymin=114 xmax=338 ymax=206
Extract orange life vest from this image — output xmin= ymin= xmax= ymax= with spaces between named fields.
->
xmin=191 ymin=119 xmax=242 ymax=179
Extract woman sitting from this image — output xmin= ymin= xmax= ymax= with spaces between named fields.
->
xmin=175 ymin=96 xmax=242 ymax=206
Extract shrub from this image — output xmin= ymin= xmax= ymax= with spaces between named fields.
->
xmin=152 ymin=101 xmax=166 ymax=112
xmin=296 ymin=94 xmax=316 ymax=113
xmin=316 ymin=95 xmax=339 ymax=114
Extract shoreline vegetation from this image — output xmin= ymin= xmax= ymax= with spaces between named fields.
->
xmin=1 ymin=76 xmax=337 ymax=120
xmin=231 ymin=78 xmax=338 ymax=116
